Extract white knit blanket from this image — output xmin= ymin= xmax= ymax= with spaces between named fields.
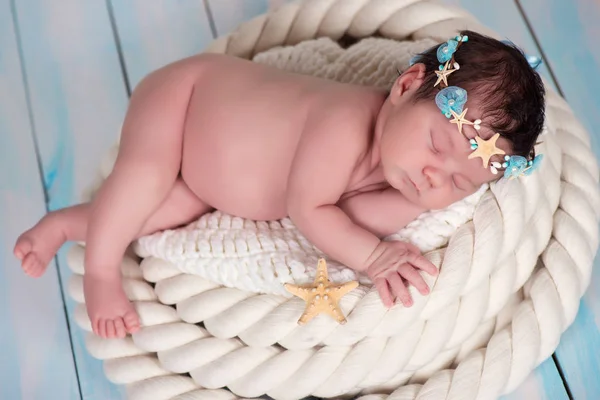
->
xmin=133 ymin=37 xmax=489 ymax=297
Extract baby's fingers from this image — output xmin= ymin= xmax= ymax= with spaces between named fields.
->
xmin=398 ymin=264 xmax=429 ymax=295
xmin=388 ymin=273 xmax=413 ymax=307
xmin=374 ymin=278 xmax=394 ymax=308
xmin=407 ymin=251 xmax=438 ymax=276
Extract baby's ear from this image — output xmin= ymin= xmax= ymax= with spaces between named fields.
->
xmin=389 ymin=63 xmax=427 ymax=105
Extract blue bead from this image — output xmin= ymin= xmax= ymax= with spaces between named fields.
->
xmin=526 ymin=55 xmax=542 ymax=70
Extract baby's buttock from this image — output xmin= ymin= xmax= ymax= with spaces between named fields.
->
xmin=181 ymin=135 xmax=292 ymax=221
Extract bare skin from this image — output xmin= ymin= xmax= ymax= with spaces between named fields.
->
xmin=14 ymin=54 xmax=511 ymax=339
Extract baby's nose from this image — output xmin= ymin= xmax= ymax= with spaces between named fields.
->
xmin=423 ymin=166 xmax=448 ymax=188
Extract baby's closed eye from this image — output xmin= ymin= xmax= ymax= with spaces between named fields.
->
xmin=452 ymin=175 xmax=469 ymax=191
xmin=455 ymin=173 xmax=481 ymax=193
xmin=429 ymin=131 xmax=441 ymax=154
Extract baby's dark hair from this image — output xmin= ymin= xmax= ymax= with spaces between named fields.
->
xmin=411 ymin=30 xmax=545 ymax=159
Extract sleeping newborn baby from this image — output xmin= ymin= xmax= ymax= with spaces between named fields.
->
xmin=14 ymin=30 xmax=545 ymax=339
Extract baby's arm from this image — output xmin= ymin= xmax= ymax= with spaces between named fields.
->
xmin=287 ymin=105 xmax=438 ymax=307
xmin=338 ymin=188 xmax=426 ymax=238
xmin=287 ymin=106 xmax=379 ymax=272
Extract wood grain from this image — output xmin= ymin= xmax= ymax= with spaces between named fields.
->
xmin=12 ymin=0 xmax=129 ymax=398
xmin=518 ymin=0 xmax=600 ymax=398
xmin=109 ymin=0 xmax=214 ymax=89
xmin=0 ymin=0 xmax=80 ymax=398
xmin=5 ymin=0 xmax=595 ymax=398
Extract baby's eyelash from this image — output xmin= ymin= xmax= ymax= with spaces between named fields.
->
xmin=452 ymin=177 xmax=462 ymax=190
xmin=430 ymin=133 xmax=440 ymax=154
xmin=450 ymin=177 xmax=466 ymax=192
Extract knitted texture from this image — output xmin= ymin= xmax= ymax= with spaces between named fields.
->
xmin=66 ymin=1 xmax=600 ymax=399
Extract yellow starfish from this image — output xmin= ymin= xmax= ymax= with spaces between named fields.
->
xmin=468 ymin=133 xmax=506 ymax=168
xmin=284 ymin=258 xmax=358 ymax=325
xmin=434 ymin=61 xmax=457 ymax=87
xmin=449 ymin=108 xmax=474 ymax=135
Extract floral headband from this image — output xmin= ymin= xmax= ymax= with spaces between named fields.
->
xmin=416 ymin=35 xmax=544 ymax=179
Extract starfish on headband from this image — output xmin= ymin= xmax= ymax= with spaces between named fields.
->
xmin=427 ymin=34 xmax=543 ymax=178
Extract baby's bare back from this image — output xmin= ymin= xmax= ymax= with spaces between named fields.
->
xmin=180 ymin=55 xmax=377 ymax=220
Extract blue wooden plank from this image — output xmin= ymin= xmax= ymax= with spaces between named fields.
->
xmin=109 ymin=0 xmax=214 ymax=89
xmin=0 ymin=0 xmax=80 ymax=399
xmin=518 ymin=0 xmax=600 ymax=398
xmin=13 ymin=0 xmax=130 ymax=398
xmin=502 ymin=358 xmax=568 ymax=400
xmin=207 ymin=0 xmax=292 ymax=36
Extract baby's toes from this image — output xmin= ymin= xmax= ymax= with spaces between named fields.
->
xmin=106 ymin=320 xmax=116 ymax=339
xmin=97 ymin=319 xmax=108 ymax=338
xmin=123 ymin=310 xmax=140 ymax=333
xmin=114 ymin=318 xmax=127 ymax=338
xmin=91 ymin=317 xmax=102 ymax=337
xmin=14 ymin=236 xmax=32 ymax=260
xmin=22 ymin=253 xmax=43 ymax=277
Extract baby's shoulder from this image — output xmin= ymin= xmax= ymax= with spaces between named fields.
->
xmin=305 ymin=89 xmax=377 ymax=144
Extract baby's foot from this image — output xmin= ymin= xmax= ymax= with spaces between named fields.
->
xmin=14 ymin=214 xmax=67 ymax=278
xmin=84 ymin=274 xmax=140 ymax=339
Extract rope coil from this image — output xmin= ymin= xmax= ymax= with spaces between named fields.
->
xmin=67 ymin=0 xmax=600 ymax=399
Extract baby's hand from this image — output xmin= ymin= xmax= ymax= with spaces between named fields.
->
xmin=365 ymin=240 xmax=438 ymax=308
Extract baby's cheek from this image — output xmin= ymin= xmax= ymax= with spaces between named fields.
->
xmin=382 ymin=162 xmax=404 ymax=188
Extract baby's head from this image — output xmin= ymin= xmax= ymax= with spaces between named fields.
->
xmin=378 ymin=30 xmax=545 ymax=210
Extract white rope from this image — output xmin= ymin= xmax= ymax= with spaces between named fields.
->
xmin=66 ymin=0 xmax=600 ymax=399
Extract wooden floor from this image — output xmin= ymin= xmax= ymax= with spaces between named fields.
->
xmin=1 ymin=0 xmax=599 ymax=399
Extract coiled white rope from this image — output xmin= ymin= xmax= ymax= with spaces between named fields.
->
xmin=67 ymin=1 xmax=600 ymax=399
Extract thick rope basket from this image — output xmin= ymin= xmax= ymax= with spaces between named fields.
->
xmin=66 ymin=1 xmax=600 ymax=399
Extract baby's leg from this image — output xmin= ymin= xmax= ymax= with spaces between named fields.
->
xmin=14 ymin=179 xmax=210 ymax=279
xmin=15 ymin=179 xmax=211 ymax=339
xmin=82 ymin=62 xmax=201 ymax=338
